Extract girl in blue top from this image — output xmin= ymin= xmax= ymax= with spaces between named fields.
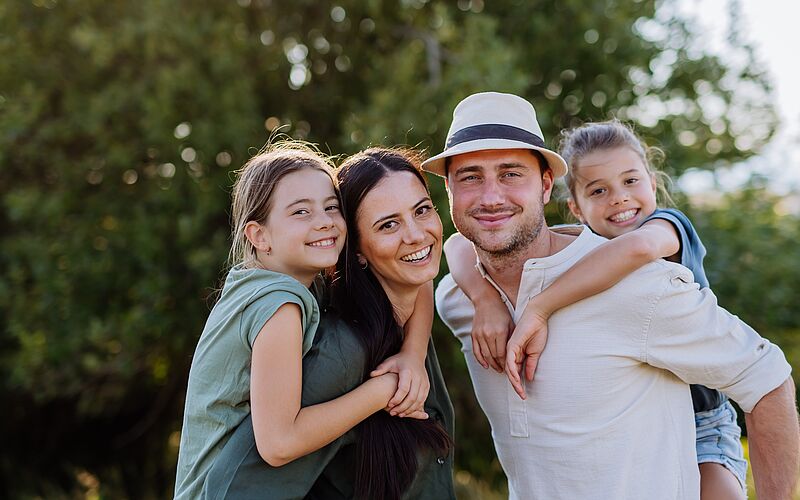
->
xmin=445 ymin=121 xmax=746 ymax=499
xmin=175 ymin=143 xmax=434 ymax=499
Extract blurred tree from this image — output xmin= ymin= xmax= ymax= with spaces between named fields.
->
xmin=0 ymin=0 xmax=783 ymax=496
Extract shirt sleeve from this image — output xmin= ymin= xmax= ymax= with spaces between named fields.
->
xmin=240 ymin=290 xmax=309 ymax=350
xmin=643 ymin=262 xmax=791 ymax=412
xmin=643 ymin=208 xmax=709 ymax=288
xmin=434 ymin=274 xmax=475 ymax=346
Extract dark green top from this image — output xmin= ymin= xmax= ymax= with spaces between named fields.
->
xmin=202 ymin=312 xmax=455 ymax=500
xmin=175 ymin=266 xmax=319 ymax=500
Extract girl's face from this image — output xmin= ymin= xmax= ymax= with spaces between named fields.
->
xmin=263 ymin=168 xmax=346 ymax=283
xmin=568 ymin=146 xmax=657 ymax=239
xmin=356 ymin=171 xmax=443 ymax=294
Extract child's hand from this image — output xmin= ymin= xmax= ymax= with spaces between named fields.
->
xmin=471 ymin=297 xmax=514 ymax=373
xmin=371 ymin=351 xmax=430 ymax=418
xmin=505 ymin=305 xmax=550 ymax=399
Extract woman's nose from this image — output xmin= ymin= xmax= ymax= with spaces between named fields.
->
xmin=403 ymin=221 xmax=426 ymax=244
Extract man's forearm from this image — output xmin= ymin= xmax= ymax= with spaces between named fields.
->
xmin=745 ymin=377 xmax=800 ymax=500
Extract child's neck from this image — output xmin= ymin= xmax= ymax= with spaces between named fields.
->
xmin=255 ymin=257 xmax=318 ymax=288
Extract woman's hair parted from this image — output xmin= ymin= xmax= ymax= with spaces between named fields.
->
xmin=559 ymin=119 xmax=674 ymax=208
xmin=334 ymin=147 xmax=451 ymax=500
xmin=228 ymin=141 xmax=337 ymax=269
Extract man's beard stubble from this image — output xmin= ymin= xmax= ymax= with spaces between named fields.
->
xmin=453 ymin=196 xmax=546 ymax=261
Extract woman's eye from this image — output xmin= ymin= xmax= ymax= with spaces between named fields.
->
xmin=293 ymin=209 xmax=310 ymax=215
xmin=625 ymin=178 xmax=639 ymax=185
xmin=325 ymin=204 xmax=340 ymax=212
xmin=380 ymin=220 xmax=398 ymax=231
xmin=416 ymin=204 xmax=433 ymax=216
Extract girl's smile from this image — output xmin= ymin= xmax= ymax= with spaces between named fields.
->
xmin=567 ymin=146 xmax=657 ymax=239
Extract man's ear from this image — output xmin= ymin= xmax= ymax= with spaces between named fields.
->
xmin=567 ymin=198 xmax=584 ymax=223
xmin=541 ymin=169 xmax=555 ymax=205
xmin=244 ymin=221 xmax=271 ymax=254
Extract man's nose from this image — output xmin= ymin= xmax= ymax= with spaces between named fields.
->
xmin=480 ymin=178 xmax=505 ymax=207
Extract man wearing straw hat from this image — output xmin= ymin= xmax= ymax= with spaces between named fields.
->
xmin=425 ymin=92 xmax=799 ymax=499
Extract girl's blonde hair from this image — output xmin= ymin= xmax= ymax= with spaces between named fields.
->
xmin=559 ymin=120 xmax=674 ymax=208
xmin=228 ymin=141 xmax=336 ymax=268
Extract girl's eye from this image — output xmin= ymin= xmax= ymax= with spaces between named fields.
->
xmin=590 ymin=188 xmax=606 ymax=196
xmin=293 ymin=209 xmax=310 ymax=215
xmin=625 ymin=178 xmax=639 ymax=185
xmin=325 ymin=204 xmax=340 ymax=212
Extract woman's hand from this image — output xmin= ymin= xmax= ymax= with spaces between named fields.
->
xmin=505 ymin=305 xmax=550 ymax=399
xmin=370 ymin=351 xmax=430 ymax=418
xmin=471 ymin=297 xmax=514 ymax=373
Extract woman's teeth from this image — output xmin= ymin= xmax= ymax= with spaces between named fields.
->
xmin=400 ymin=245 xmax=432 ymax=262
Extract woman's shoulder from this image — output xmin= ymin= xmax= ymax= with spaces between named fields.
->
xmin=300 ymin=311 xmax=367 ymax=405
xmin=313 ymin=311 xmax=364 ymax=359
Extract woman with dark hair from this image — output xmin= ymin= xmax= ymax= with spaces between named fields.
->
xmin=201 ymin=148 xmax=456 ymax=500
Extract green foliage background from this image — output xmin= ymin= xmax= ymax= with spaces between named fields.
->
xmin=1 ymin=0 xmax=797 ymax=497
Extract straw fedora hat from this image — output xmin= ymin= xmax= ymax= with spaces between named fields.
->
xmin=422 ymin=92 xmax=568 ymax=178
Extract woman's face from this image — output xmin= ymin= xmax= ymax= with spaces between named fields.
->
xmin=356 ymin=171 xmax=443 ymax=292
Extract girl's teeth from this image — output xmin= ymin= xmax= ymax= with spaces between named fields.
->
xmin=309 ymin=238 xmax=334 ymax=247
xmin=611 ymin=210 xmax=637 ymax=222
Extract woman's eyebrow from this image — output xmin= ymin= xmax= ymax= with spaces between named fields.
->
xmin=371 ymin=197 xmax=428 ymax=228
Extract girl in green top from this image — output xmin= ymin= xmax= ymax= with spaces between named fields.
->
xmin=175 ymin=142 xmax=441 ymax=499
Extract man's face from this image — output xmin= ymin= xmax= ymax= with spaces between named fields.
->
xmin=447 ymin=149 xmax=554 ymax=257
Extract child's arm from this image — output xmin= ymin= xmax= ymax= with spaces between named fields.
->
xmin=443 ymin=232 xmax=514 ymax=372
xmin=506 ymin=219 xmax=680 ymax=398
xmin=370 ymin=281 xmax=433 ymax=418
xmin=250 ymin=303 xmax=426 ymax=467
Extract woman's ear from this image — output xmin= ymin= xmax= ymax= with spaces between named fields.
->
xmin=244 ymin=221 xmax=272 ymax=255
xmin=650 ymin=173 xmax=657 ymax=195
xmin=567 ymin=199 xmax=584 ymax=224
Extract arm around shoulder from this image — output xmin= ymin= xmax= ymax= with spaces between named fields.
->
xmin=250 ymin=303 xmax=398 ymax=467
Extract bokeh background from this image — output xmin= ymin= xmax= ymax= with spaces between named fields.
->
xmin=2 ymin=0 xmax=799 ymax=498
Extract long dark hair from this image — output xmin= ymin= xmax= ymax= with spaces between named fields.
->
xmin=334 ymin=147 xmax=451 ymax=500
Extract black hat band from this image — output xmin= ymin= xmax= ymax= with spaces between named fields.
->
xmin=446 ymin=124 xmax=545 ymax=149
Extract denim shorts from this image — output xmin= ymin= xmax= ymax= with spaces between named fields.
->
xmin=695 ymin=400 xmax=748 ymax=491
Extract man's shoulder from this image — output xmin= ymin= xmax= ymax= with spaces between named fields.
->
xmin=617 ymin=258 xmax=697 ymax=296
xmin=434 ymin=274 xmax=463 ymax=309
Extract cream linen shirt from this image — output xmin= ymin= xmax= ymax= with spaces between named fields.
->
xmin=436 ymin=226 xmax=791 ymax=500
